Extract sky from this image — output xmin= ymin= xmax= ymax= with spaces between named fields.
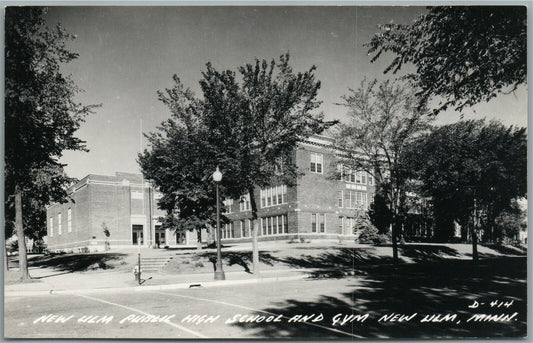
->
xmin=41 ymin=6 xmax=528 ymax=180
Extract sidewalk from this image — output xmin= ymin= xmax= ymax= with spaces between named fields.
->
xmin=4 ymin=266 xmax=311 ymax=297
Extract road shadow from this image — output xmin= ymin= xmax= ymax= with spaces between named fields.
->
xmin=230 ymin=256 xmax=527 ymax=339
xmin=29 ymin=253 xmax=127 ymax=273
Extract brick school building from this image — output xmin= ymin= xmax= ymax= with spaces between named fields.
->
xmin=46 ymin=136 xmax=375 ymax=252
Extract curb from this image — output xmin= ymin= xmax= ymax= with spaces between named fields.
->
xmin=4 ymin=274 xmax=308 ymax=297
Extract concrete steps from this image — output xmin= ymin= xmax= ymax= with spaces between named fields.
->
xmin=139 ymin=256 xmax=173 ymax=272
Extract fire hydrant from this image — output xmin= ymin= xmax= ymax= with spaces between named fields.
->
xmin=133 ymin=265 xmax=141 ymax=284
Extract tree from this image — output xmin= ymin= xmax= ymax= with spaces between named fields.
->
xmin=334 ymin=79 xmax=433 ymax=263
xmin=406 ymin=120 xmax=527 ymax=261
xmin=368 ymin=185 xmax=393 ymax=235
xmin=493 ymin=200 xmax=527 ymax=244
xmin=367 ymin=6 xmax=527 ymax=115
xmin=139 ymin=80 xmax=220 ymax=242
xmin=5 ymin=7 xmax=96 ymax=279
xmin=141 ymin=53 xmax=333 ymax=274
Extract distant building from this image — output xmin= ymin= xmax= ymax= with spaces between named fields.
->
xmin=45 ymin=172 xmax=201 ymax=252
xmin=222 ymin=135 xmax=376 ymax=242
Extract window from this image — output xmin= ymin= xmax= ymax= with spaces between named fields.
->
xmin=319 ymin=214 xmax=325 ymax=233
xmin=260 ymin=185 xmax=288 ymax=208
xmin=341 ymin=191 xmax=368 ymax=209
xmin=58 ymin=213 xmax=62 ymax=235
xmin=260 ymin=215 xmax=288 ymax=236
xmin=49 ymin=217 xmax=54 ymax=237
xmin=342 ymin=217 xmax=356 ymax=235
xmin=239 ymin=194 xmax=251 ymax=212
xmin=311 ymin=213 xmax=326 ymax=233
xmin=222 ymin=223 xmax=234 ymax=239
xmin=310 ymin=153 xmax=323 ymax=173
xmin=337 ymin=191 xmax=343 ymax=207
xmin=240 ymin=220 xmax=245 ymax=238
xmin=340 ymin=166 xmax=372 ymax=185
xmin=223 ymin=199 xmax=234 ymax=214
xmin=67 ymin=208 xmax=72 ymax=232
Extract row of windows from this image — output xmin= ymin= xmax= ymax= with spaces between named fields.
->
xmin=341 ymin=171 xmax=373 ymax=185
xmin=49 ymin=209 xmax=72 ymax=237
xmin=260 ymin=185 xmax=287 ymax=208
xmin=337 ymin=190 xmax=369 ymax=209
xmin=219 ymin=213 xmax=370 ymax=239
xmin=310 ymin=153 xmax=375 ymax=187
xmin=261 ymin=215 xmax=288 ymax=236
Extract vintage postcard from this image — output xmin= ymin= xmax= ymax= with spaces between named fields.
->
xmin=3 ymin=3 xmax=528 ymax=340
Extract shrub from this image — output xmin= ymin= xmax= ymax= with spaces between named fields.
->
xmin=357 ymin=225 xmax=381 ymax=244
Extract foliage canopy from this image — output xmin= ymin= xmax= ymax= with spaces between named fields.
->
xmin=367 ymin=6 xmax=527 ymax=114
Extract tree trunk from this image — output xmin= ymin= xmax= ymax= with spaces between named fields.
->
xmin=472 ymin=227 xmax=478 ymax=263
xmin=391 ymin=222 xmax=399 ymax=264
xmin=196 ymin=229 xmax=202 ymax=251
xmin=252 ymin=220 xmax=259 ymax=275
xmin=248 ymin=187 xmax=260 ymax=276
xmin=15 ymin=185 xmax=30 ymax=280
xmin=472 ymin=200 xmax=479 ymax=263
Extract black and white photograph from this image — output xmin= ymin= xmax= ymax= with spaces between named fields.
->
xmin=3 ymin=3 xmax=529 ymax=340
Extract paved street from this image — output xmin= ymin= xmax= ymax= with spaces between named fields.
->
xmin=6 ymin=278 xmax=365 ymax=339
xmin=5 ymin=257 xmax=528 ymax=339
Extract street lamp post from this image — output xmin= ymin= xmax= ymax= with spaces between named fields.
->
xmin=212 ymin=166 xmax=225 ymax=280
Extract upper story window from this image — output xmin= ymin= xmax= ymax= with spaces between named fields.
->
xmin=338 ymin=165 xmax=374 ymax=186
xmin=260 ymin=185 xmax=287 ymax=208
xmin=67 ymin=208 xmax=72 ymax=233
xmin=49 ymin=217 xmax=54 ymax=237
xmin=223 ymin=199 xmax=234 ymax=213
xmin=310 ymin=153 xmax=323 ymax=174
xmin=239 ymin=194 xmax=251 ymax=212
xmin=58 ymin=213 xmax=62 ymax=235
xmin=341 ymin=190 xmax=368 ymax=210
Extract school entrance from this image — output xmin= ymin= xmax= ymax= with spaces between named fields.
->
xmin=155 ymin=225 xmax=166 ymax=247
xmin=132 ymin=224 xmax=143 ymax=245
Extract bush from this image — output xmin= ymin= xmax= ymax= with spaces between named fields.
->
xmin=357 ymin=221 xmax=390 ymax=245
xmin=357 ymin=225 xmax=380 ymax=244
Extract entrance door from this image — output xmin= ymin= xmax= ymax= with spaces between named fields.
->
xmin=155 ymin=226 xmax=166 ymax=247
xmin=132 ymin=225 xmax=144 ymax=245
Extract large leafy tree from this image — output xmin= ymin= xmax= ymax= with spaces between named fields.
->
xmin=335 ymin=79 xmax=433 ymax=263
xmin=139 ymin=77 xmax=220 ymax=241
xmin=5 ymin=7 xmax=96 ymax=279
xmin=141 ymin=53 xmax=333 ymax=274
xmin=367 ymin=6 xmax=527 ymax=115
xmin=407 ymin=120 xmax=527 ymax=261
